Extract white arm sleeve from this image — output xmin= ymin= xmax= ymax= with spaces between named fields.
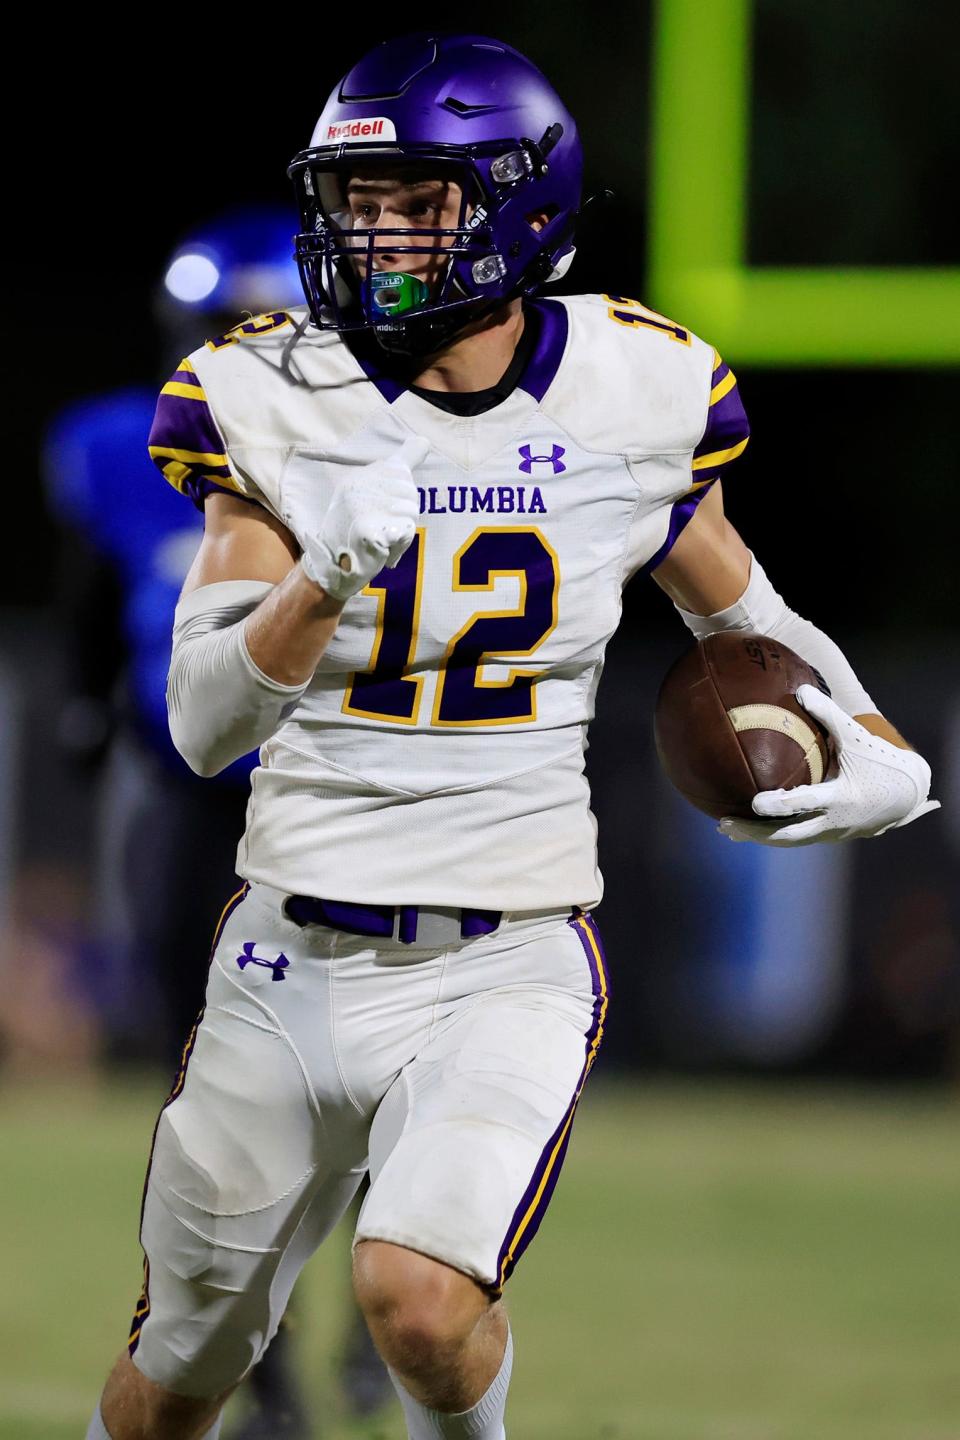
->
xmin=167 ymin=580 xmax=311 ymax=777
xmin=674 ymin=553 xmax=879 ymax=719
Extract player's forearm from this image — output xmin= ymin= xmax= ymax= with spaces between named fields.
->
xmin=655 ymin=490 xmax=891 ymax=730
xmin=670 ymin=552 xmax=876 ymax=717
xmin=243 ymin=561 xmax=345 ymax=685
xmin=167 ymin=573 xmax=342 ymax=778
xmin=760 ymin=614 xmax=910 ymax=750
xmin=733 ymin=607 xmax=912 ymax=750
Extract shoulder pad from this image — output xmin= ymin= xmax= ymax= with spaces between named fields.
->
xmin=539 ymin=294 xmax=718 ymax=458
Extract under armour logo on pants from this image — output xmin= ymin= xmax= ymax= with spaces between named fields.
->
xmin=236 ymin=942 xmax=290 ymax=981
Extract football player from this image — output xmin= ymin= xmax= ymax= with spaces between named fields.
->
xmin=86 ymin=33 xmax=938 ymax=1440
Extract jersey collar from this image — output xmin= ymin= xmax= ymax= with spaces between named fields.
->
xmin=346 ymin=298 xmax=569 ymax=410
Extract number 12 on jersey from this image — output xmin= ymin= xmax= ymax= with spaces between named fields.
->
xmin=343 ymin=526 xmax=559 ymax=727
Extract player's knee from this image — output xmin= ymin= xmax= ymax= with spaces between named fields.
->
xmin=101 ymin=1351 xmax=228 ymax=1439
xmin=353 ymin=1240 xmax=487 ymax=1367
xmin=138 ymin=1389 xmax=223 ymax=1437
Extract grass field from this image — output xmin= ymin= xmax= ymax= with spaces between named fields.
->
xmin=1 ymin=1074 xmax=957 ymax=1440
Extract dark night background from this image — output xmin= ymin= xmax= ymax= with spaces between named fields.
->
xmin=1 ymin=8 xmax=959 ymax=1435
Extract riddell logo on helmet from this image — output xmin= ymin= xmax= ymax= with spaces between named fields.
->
xmin=326 ymin=117 xmax=397 ymax=142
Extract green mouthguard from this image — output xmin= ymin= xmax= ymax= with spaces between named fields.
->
xmin=367 ymin=272 xmax=431 ymax=315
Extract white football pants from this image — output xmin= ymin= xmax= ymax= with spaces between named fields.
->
xmin=129 ymin=882 xmax=609 ymax=1397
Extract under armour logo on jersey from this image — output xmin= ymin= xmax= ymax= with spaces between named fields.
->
xmin=236 ymin=942 xmax=290 ymax=981
xmin=518 ymin=444 xmax=566 ymax=474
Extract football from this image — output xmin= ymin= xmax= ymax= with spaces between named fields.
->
xmin=654 ymin=632 xmax=836 ymax=820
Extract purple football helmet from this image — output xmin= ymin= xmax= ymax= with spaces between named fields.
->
xmin=287 ymin=33 xmax=582 ymax=354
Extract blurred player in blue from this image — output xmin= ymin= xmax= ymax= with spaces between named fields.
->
xmin=85 ymin=33 xmax=938 ymax=1440
xmin=45 ymin=211 xmax=391 ymax=1436
xmin=43 ymin=213 xmax=291 ymax=1061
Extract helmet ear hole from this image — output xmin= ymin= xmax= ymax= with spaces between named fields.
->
xmin=526 ymin=204 xmax=559 ymax=234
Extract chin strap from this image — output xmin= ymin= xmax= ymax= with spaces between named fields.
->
xmin=370 ymin=296 xmax=497 ymax=358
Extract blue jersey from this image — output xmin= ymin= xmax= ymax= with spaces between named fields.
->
xmin=44 ymin=386 xmax=254 ymax=785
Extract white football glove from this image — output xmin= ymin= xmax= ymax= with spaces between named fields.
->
xmin=718 ymin=684 xmax=940 ymax=846
xmin=300 ymin=436 xmax=428 ymax=602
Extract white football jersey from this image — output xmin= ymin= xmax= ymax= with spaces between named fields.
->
xmin=149 ymin=294 xmax=750 ymax=907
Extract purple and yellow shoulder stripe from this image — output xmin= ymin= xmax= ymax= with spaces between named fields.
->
xmin=635 ymin=352 xmax=750 ymax=575
xmin=690 ymin=351 xmax=750 ymax=489
xmin=207 ymin=310 xmax=293 ymax=350
xmin=148 ymin=358 xmax=242 ymax=508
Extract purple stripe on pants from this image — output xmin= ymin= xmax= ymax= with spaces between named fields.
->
xmin=493 ymin=910 xmax=609 ymax=1289
xmin=128 ymin=883 xmax=249 ymax=1355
